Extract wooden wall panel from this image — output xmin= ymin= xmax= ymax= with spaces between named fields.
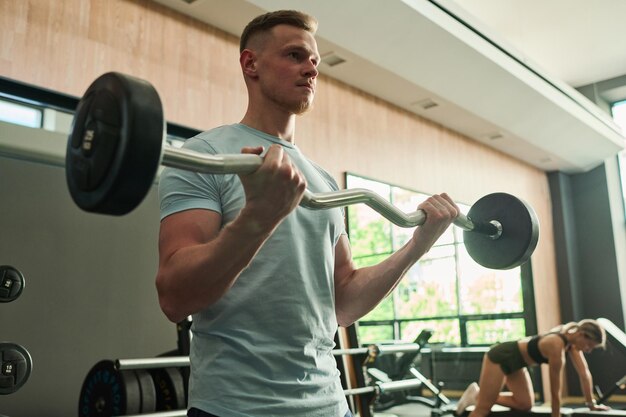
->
xmin=1 ymin=0 xmax=560 ymax=335
xmin=0 ymin=0 xmax=248 ymax=130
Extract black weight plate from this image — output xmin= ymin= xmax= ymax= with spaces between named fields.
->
xmin=78 ymin=360 xmax=141 ymax=417
xmin=150 ymin=367 xmax=186 ymax=410
xmin=135 ymin=369 xmax=157 ymax=413
xmin=66 ymin=72 xmax=164 ymax=215
xmin=0 ymin=342 xmax=33 ymax=395
xmin=463 ymin=192 xmax=539 ymax=270
xmin=0 ymin=266 xmax=25 ymax=303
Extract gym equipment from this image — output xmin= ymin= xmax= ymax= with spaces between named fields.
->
xmin=79 ymin=319 xmax=191 ymax=416
xmin=466 ymin=406 xmax=626 ymax=417
xmin=116 ymin=357 xmax=190 ymax=370
xmin=111 ymin=337 xmax=468 ymax=417
xmin=0 ymin=266 xmax=25 ymax=303
xmin=149 ymin=367 xmax=186 ymax=411
xmin=114 ymin=337 xmax=433 ymax=371
xmin=125 ymin=411 xmax=186 ymax=417
xmin=1 ymin=266 xmax=31 ymax=396
xmin=364 ymin=330 xmax=455 ymax=417
xmin=596 ymin=318 xmax=626 ymax=405
xmin=368 ymin=329 xmax=434 ymax=377
xmin=464 ymin=193 xmax=538 ymax=270
xmin=78 ymin=360 xmax=156 ymax=417
xmin=65 ymin=72 xmax=539 ymax=270
xmin=405 ymin=368 xmax=452 ymax=416
xmin=333 ymin=342 xmax=426 ymax=358
xmin=0 ymin=342 xmax=32 ymax=395
xmin=596 ymin=375 xmax=626 ymax=405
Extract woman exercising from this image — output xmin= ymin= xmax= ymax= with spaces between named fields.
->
xmin=456 ymin=319 xmax=610 ymax=417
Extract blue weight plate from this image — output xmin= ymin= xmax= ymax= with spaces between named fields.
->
xmin=78 ymin=360 xmax=141 ymax=417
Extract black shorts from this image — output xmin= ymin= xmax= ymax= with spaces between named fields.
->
xmin=487 ymin=341 xmax=527 ymax=375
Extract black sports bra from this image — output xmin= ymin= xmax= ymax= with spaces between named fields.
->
xmin=527 ymin=332 xmax=569 ymax=364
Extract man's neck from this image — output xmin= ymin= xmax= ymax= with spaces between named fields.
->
xmin=240 ymin=110 xmax=297 ymax=144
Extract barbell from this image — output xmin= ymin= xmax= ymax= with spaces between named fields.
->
xmin=65 ymin=72 xmax=539 ymax=270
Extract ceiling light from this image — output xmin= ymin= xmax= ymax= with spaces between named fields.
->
xmin=321 ymin=52 xmax=346 ymax=67
xmin=411 ymin=98 xmax=439 ymax=110
xmin=483 ymin=132 xmax=504 ymax=141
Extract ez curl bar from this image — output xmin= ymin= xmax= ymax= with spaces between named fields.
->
xmin=65 ymin=72 xmax=539 ymax=270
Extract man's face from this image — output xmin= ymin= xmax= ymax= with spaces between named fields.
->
xmin=253 ymin=24 xmax=320 ymax=115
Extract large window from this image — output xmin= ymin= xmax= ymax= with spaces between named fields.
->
xmin=0 ymin=82 xmax=198 ymax=144
xmin=611 ymin=100 xmax=626 ymax=217
xmin=346 ymin=174 xmax=531 ymax=346
xmin=0 ymin=98 xmax=43 ymax=128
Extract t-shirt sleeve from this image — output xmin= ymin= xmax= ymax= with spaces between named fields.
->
xmin=158 ymin=137 xmax=223 ymax=221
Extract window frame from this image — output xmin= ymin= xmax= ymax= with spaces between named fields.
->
xmin=610 ymin=99 xmax=626 ymax=220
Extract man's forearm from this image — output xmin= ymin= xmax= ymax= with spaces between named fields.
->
xmin=335 ymin=238 xmax=426 ymax=326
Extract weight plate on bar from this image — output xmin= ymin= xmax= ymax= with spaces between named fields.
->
xmin=135 ymin=369 xmax=157 ymax=413
xmin=78 ymin=360 xmax=142 ymax=417
xmin=0 ymin=266 xmax=25 ymax=303
xmin=150 ymin=367 xmax=186 ymax=411
xmin=0 ymin=342 xmax=32 ymax=395
xmin=66 ymin=72 xmax=164 ymax=215
xmin=463 ymin=192 xmax=539 ymax=270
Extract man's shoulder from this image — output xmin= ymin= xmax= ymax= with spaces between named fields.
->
xmin=185 ymin=124 xmax=262 ymax=153
xmin=187 ymin=124 xmax=236 ymax=147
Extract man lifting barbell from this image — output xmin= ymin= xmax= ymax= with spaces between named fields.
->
xmin=158 ymin=11 xmax=461 ymax=417
xmin=65 ymin=9 xmax=540 ymax=417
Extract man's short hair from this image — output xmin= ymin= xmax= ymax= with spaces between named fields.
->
xmin=240 ymin=10 xmax=318 ymax=52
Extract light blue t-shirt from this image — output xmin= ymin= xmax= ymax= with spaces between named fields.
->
xmin=159 ymin=124 xmax=348 ymax=417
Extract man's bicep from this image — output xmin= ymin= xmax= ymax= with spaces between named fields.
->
xmin=334 ymin=234 xmax=356 ymax=287
xmin=158 ymin=209 xmax=222 ymax=261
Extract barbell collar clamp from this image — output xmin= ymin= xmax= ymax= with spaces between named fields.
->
xmin=465 ymin=218 xmax=503 ymax=240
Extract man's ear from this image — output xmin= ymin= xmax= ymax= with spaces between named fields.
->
xmin=240 ymin=49 xmax=258 ymax=78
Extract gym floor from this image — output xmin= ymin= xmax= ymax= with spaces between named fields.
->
xmin=373 ymin=401 xmax=626 ymax=417
xmin=383 ymin=402 xmax=436 ymax=417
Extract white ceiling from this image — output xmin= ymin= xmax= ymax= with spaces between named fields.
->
xmin=150 ymin=0 xmax=626 ymax=173
xmin=450 ymin=0 xmax=626 ymax=88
